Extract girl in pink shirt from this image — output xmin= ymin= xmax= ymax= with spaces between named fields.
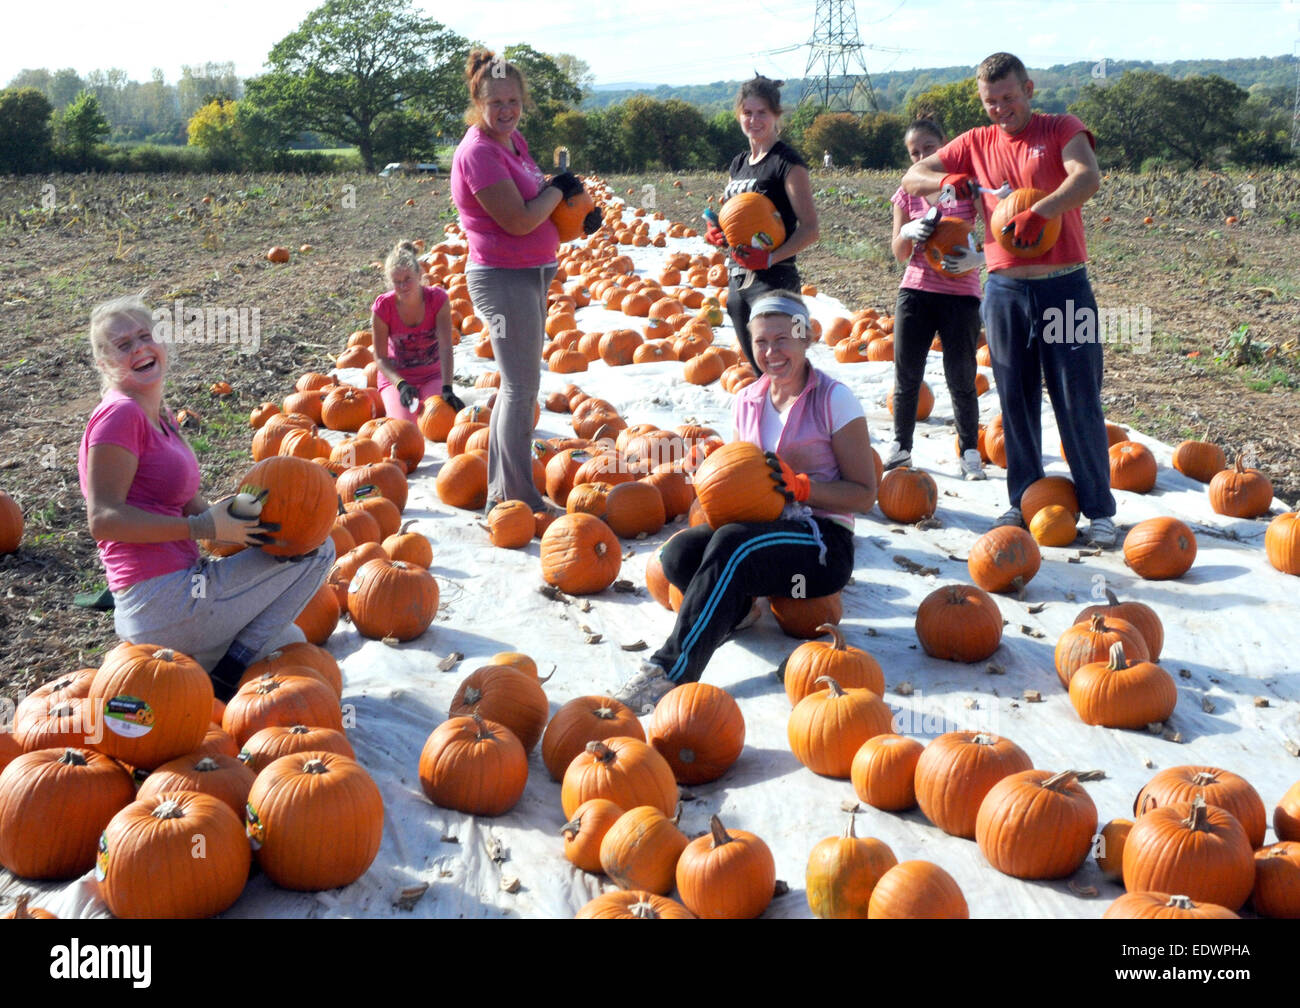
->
xmin=79 ymin=294 xmax=334 ymax=700
xmin=887 ymin=118 xmax=986 ymax=481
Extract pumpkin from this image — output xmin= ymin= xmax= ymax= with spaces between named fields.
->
xmin=692 ymin=441 xmax=785 ymax=528
xmin=1069 ymin=642 xmax=1177 ymax=729
xmin=1208 ymin=455 xmax=1273 ymax=518
xmin=235 ymin=455 xmax=338 ymax=558
xmin=1251 ymin=842 xmax=1300 ymax=918
xmin=783 ymin=624 xmax=884 ymax=705
xmin=600 ymin=805 xmax=690 ymax=895
xmin=914 ymin=584 xmax=1003 ymax=663
xmin=1109 ymin=441 xmax=1158 ymax=493
xmin=542 ymin=696 xmax=644 ymax=782
xmin=448 ymin=665 xmax=549 ymax=754
xmin=0 ymin=748 xmax=136 ymax=879
xmin=1103 ymin=892 xmax=1238 ymax=920
xmin=244 ymin=751 xmax=384 ymax=891
xmin=266 ymin=246 xmax=290 ymax=263
xmin=603 ymin=481 xmax=666 ymax=539
xmin=90 ymin=643 xmax=213 ymax=770
xmin=877 ymin=466 xmax=937 ymax=523
xmin=1028 ymin=504 xmax=1078 ymax=547
xmin=252 ymin=412 xmax=314 ymax=460
xmin=1095 ymin=818 xmax=1132 ymax=880
xmin=867 ymin=860 xmax=969 ymax=919
xmin=805 ymin=812 xmax=897 ymax=919
xmin=575 ymin=890 xmax=695 ymax=919
xmin=1265 ymin=512 xmax=1300 ymax=575
xmin=487 ymin=500 xmax=536 ymax=549
xmin=646 ymin=682 xmax=745 ymax=785
xmin=238 ymin=724 xmax=354 ymax=775
xmin=1072 ymin=588 xmax=1164 ymax=661
xmin=337 ymin=460 xmax=408 ymax=512
xmin=1123 ymin=516 xmax=1197 ymax=580
xmin=967 ymin=526 xmax=1040 ymax=594
xmin=347 ymin=559 xmax=439 ymax=642
xmin=1 ymin=894 xmax=57 ymax=919
xmin=921 ymin=217 xmax=976 ymax=276
xmin=97 ymin=791 xmax=251 ymax=918
xmin=886 ymin=381 xmax=934 ymax=421
xmin=1054 ymin=613 xmax=1148 ymax=689
xmin=768 ymin=593 xmax=842 ymax=639
xmin=0 ymin=490 xmax=22 ymax=554
xmin=560 ymin=737 xmax=678 ymax=820
xmin=1134 ymin=765 xmax=1266 ymax=850
xmin=851 ymin=734 xmax=924 ymax=811
xmin=975 ymin=769 xmax=1097 ymax=879
xmin=357 ymin=417 xmax=425 ymax=474
xmin=788 ymin=677 xmax=893 ymax=779
xmin=675 ymin=814 xmax=776 ymax=919
xmin=551 ymin=187 xmax=596 ymax=243
xmin=540 ymin=513 xmax=622 ymax=595
xmin=1277 ymin=781 xmax=1300 ymax=842
xmin=988 ymin=188 xmax=1061 ymax=257
xmin=221 ymin=674 xmax=343 ymax=748
xmin=137 ymin=752 xmax=255 ymax=819
xmin=718 ymin=191 xmax=786 ymax=251
xmin=1121 ymin=795 xmax=1255 ymax=910
xmin=419 ymin=714 xmax=528 ymax=816
xmin=382 ymin=521 xmax=433 ymax=568
xmin=913 ymin=731 xmax=1034 ymax=839
xmin=436 ymin=453 xmax=488 ymax=511
xmin=556 ymin=793 xmax=620 ymax=871
xmin=320 ymin=385 xmax=375 ymax=432
xmin=1172 ymin=439 xmax=1226 ymax=483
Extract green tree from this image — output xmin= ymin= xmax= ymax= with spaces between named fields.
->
xmin=803 ymin=112 xmax=865 ymax=167
xmin=781 ymin=102 xmax=824 ymax=151
xmin=858 ymin=111 xmax=907 ymax=168
xmin=906 ymin=78 xmax=985 ymax=137
xmin=187 ymin=98 xmax=240 ymax=166
xmin=704 ymin=110 xmax=744 ymax=170
xmin=246 ymin=0 xmax=469 ymax=170
xmin=583 ymin=105 xmax=626 ymax=171
xmin=1071 ymin=72 xmax=1165 ymax=169
xmin=0 ymin=88 xmax=54 ymax=173
xmin=620 ymin=97 xmax=707 ymax=170
xmin=59 ymin=91 xmax=110 ymax=162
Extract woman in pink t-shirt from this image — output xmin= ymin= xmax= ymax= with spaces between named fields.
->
xmin=371 ymin=240 xmax=461 ymax=421
xmin=887 ymin=118 xmax=986 ymax=481
xmin=78 ymin=294 xmax=335 ymax=700
xmin=450 ymin=48 xmax=599 ymax=510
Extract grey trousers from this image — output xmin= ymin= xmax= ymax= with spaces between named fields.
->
xmin=112 ymin=540 xmax=336 ymax=671
xmin=466 ymin=264 xmax=557 ymax=510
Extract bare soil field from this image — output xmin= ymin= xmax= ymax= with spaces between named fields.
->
xmin=1 ymin=167 xmax=1297 ymax=696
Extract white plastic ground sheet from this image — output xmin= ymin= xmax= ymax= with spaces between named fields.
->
xmin=9 ymin=216 xmax=1296 ymax=921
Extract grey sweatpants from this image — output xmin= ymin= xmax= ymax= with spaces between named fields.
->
xmin=466 ymin=264 xmax=556 ymax=510
xmin=112 ymin=540 xmax=336 ymax=671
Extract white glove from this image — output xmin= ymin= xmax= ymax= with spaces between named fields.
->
xmin=206 ymin=495 xmax=277 ymax=546
xmin=942 ymin=244 xmax=986 ymax=273
xmin=899 ymin=216 xmax=937 ymax=243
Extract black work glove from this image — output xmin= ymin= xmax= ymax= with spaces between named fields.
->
xmin=547 ymin=171 xmax=585 ymax=200
xmin=441 ymin=384 xmax=465 ymax=411
xmin=397 ymin=380 xmax=419 ymax=411
xmin=582 ymin=208 xmax=602 ymax=236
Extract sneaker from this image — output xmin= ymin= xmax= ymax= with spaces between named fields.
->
xmin=993 ymin=506 xmax=1025 ymax=529
xmin=960 ymin=449 xmax=987 ymax=481
xmin=1087 ymin=516 xmax=1118 ymax=549
xmin=612 ymin=661 xmax=677 ymax=714
xmin=883 ymin=441 xmax=911 ymax=471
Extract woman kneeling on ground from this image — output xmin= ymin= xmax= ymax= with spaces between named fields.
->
xmin=613 ymin=292 xmax=876 ymax=712
xmin=79 ymin=294 xmax=335 ymax=700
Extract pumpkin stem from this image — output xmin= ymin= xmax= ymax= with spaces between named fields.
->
xmin=1183 ymin=794 xmax=1210 ymax=831
xmin=1089 ymin=613 xmax=1108 ymax=632
xmin=817 ymin=623 xmax=846 ymax=651
xmin=462 ymin=686 xmax=483 ymax=705
xmin=1041 ymin=769 xmax=1080 ymax=791
xmin=1104 ymin=587 xmax=1120 ymax=606
xmin=470 ymin=712 xmax=494 ymax=741
xmin=708 ymin=814 xmax=734 ymax=849
xmin=193 ymin=756 xmax=220 ymax=772
xmin=844 ymin=809 xmax=858 ymax=839
xmin=814 ymin=675 xmax=846 ymax=698
xmin=303 ymin=758 xmax=329 ymax=775
xmin=12 ymin=894 xmax=33 ymax=919
xmin=288 ymin=724 xmax=310 ymax=735
xmin=58 ymin=749 xmax=88 ymax=766
xmin=399 ymin=519 xmax=417 ymax=534
xmin=560 ymin=813 xmax=583 ymax=838
xmin=586 ymin=740 xmax=616 ymax=765
xmin=1166 ymin=894 xmax=1195 ymax=909
xmin=593 ymin=704 xmax=617 ymax=720
xmin=628 ymin=899 xmax=662 ymax=919
xmin=1106 ymin=642 xmax=1130 ymax=671
xmin=152 ymin=648 xmax=175 ymax=661
xmin=151 ymin=798 xmax=186 ymax=820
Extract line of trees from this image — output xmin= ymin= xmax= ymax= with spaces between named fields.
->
xmin=1 ymin=0 xmax=1293 ymax=176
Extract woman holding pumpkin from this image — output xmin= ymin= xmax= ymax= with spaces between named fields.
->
xmin=706 ymin=75 xmax=820 ymax=373
xmin=450 ymin=48 xmax=599 ymax=510
xmin=887 ymin=117 xmax=985 ymax=480
xmin=371 ymin=239 xmax=462 ymax=422
xmin=79 ymin=294 xmax=334 ymax=701
xmin=613 ymin=293 xmax=875 ymax=713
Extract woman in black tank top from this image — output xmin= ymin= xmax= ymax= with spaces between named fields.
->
xmin=706 ymin=76 xmax=820 ymax=372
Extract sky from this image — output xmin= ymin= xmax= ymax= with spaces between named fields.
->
xmin=2 ymin=0 xmax=1297 ymax=91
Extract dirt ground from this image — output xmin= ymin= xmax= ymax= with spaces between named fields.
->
xmin=1 ymin=166 xmax=1297 ymax=697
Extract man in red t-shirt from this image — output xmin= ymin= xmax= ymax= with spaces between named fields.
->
xmin=902 ymin=52 xmax=1118 ymax=548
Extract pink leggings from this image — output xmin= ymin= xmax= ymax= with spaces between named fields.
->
xmin=378 ymin=373 xmax=443 ymax=423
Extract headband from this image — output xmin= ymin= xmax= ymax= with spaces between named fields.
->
xmin=749 ymin=295 xmax=810 ymax=328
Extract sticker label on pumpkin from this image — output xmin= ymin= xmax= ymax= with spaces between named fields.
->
xmin=245 ymin=804 xmax=265 ymax=849
xmin=104 ymin=696 xmax=155 ymax=738
xmin=95 ymin=833 xmax=109 ymax=882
